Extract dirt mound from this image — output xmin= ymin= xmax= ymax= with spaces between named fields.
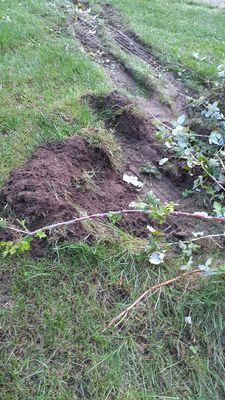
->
xmin=0 ymin=136 xmax=147 ymax=242
xmin=85 ymin=91 xmax=187 ymax=202
xmin=86 ymin=90 xmax=154 ymax=141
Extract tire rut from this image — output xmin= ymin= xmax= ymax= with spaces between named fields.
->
xmin=70 ymin=4 xmax=194 ymax=212
xmin=101 ymin=4 xmax=191 ymax=109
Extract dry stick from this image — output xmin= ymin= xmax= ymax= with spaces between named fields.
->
xmin=103 ymin=269 xmax=201 ymax=332
xmin=5 ymin=209 xmax=225 ymax=238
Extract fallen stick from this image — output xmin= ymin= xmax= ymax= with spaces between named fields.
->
xmin=103 ymin=269 xmax=202 ymax=332
xmin=5 ymin=209 xmax=225 ymax=238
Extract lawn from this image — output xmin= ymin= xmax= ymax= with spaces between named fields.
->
xmin=0 ymin=0 xmax=225 ymax=399
xmin=97 ymin=0 xmax=225 ymax=89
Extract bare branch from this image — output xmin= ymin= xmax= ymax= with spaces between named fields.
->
xmin=103 ymin=269 xmax=201 ymax=331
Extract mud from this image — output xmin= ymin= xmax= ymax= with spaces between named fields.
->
xmin=86 ymin=91 xmax=154 ymax=141
xmin=0 ymin=2 xmax=221 ymax=254
xmin=69 ymin=13 xmax=140 ymax=95
xmin=0 ymin=136 xmax=148 ymax=242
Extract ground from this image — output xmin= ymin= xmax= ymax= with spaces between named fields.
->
xmin=0 ymin=0 xmax=225 ymax=399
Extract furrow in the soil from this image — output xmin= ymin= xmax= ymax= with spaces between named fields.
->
xmin=101 ymin=5 xmax=190 ymax=106
xmin=107 ymin=25 xmax=187 ymax=103
xmin=107 ymin=26 xmax=159 ymax=69
xmin=71 ymin=11 xmax=189 ymax=206
xmin=71 ymin=17 xmax=146 ymax=94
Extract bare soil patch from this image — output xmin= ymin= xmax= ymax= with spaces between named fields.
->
xmin=101 ymin=4 xmax=188 ymax=106
xmin=0 ymin=2 xmax=220 ymax=254
xmin=86 ymin=91 xmax=187 ymax=203
xmin=0 ymin=136 xmax=148 ymax=243
xmin=69 ymin=12 xmax=140 ymax=95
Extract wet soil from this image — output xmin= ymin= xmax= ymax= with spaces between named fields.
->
xmin=69 ymin=2 xmax=197 ymax=207
xmin=101 ymin=4 xmax=188 ymax=104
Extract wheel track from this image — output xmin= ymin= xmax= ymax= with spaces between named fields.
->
xmin=70 ymin=4 xmax=196 ymax=213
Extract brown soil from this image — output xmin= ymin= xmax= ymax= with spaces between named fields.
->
xmin=86 ymin=91 xmax=154 ymax=141
xmin=86 ymin=91 xmax=187 ymax=203
xmin=69 ymin=12 xmax=139 ymax=96
xmin=0 ymin=3 xmax=221 ymax=256
xmin=85 ymin=91 xmax=223 ymax=241
xmin=0 ymin=136 xmax=148 ymax=244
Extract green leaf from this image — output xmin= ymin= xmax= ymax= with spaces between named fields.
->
xmin=149 ymin=251 xmax=165 ymax=265
xmin=107 ymin=212 xmax=123 ymax=224
xmin=159 ymin=157 xmax=169 ymax=166
xmin=36 ymin=231 xmax=47 ymax=239
xmin=129 ymin=201 xmax=148 ymax=211
xmin=209 ymin=131 xmax=224 ymax=146
xmin=140 ymin=165 xmax=161 ymax=179
xmin=0 ymin=219 xmax=6 ymax=229
xmin=190 ymin=346 xmax=199 ymax=355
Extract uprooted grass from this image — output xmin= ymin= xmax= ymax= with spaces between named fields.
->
xmin=0 ymin=242 xmax=225 ymax=399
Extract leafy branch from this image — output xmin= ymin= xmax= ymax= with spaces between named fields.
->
xmin=1 ymin=192 xmax=225 ymax=257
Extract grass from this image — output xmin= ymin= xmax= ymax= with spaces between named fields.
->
xmin=0 ymin=0 xmax=225 ymax=399
xmin=96 ymin=0 xmax=225 ymax=89
xmin=0 ymin=0 xmax=111 ymax=183
xmin=1 ymin=242 xmax=225 ymax=399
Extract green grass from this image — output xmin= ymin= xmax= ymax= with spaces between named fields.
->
xmin=0 ymin=0 xmax=225 ymax=399
xmin=1 ymin=242 xmax=225 ymax=399
xmin=96 ymin=0 xmax=225 ymax=89
xmin=0 ymin=0 xmax=111 ymax=183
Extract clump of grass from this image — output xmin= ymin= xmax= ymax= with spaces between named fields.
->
xmin=81 ymin=125 xmax=123 ymax=171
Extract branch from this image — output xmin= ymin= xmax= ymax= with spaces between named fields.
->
xmin=103 ymin=269 xmax=201 ymax=331
xmin=4 ymin=209 xmax=225 ymax=238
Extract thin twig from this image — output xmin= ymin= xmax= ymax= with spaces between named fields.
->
xmin=103 ymin=269 xmax=201 ymax=331
xmin=6 ymin=226 xmax=29 ymax=235
xmin=191 ymin=233 xmax=225 ymax=242
xmin=171 ymin=210 xmax=225 ymax=223
xmin=147 ymin=109 xmax=172 ymax=130
xmin=201 ymin=163 xmax=225 ymax=192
